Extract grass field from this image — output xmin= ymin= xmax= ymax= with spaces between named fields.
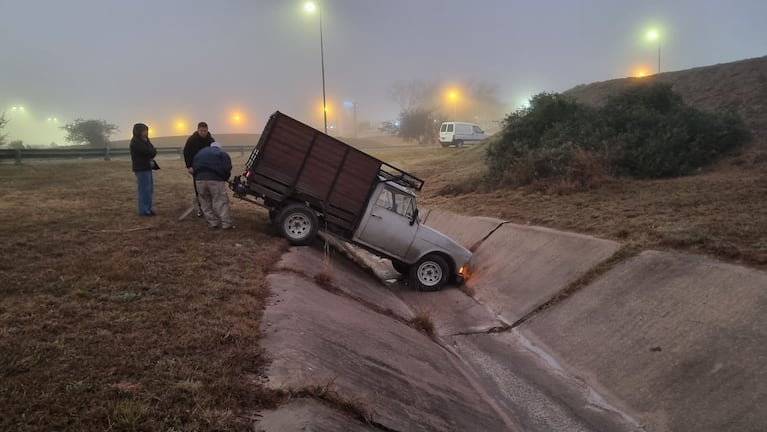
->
xmin=0 ymin=157 xmax=287 ymax=431
xmin=2 ymin=139 xmax=766 ymax=430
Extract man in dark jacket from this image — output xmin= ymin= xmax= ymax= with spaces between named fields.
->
xmin=192 ymin=142 xmax=234 ymax=230
xmin=129 ymin=123 xmax=157 ymax=216
xmin=183 ymin=122 xmax=215 ymax=216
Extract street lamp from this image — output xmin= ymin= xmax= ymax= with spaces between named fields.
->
xmin=449 ymin=92 xmax=457 ymax=120
xmin=647 ymin=30 xmax=660 ymax=73
xmin=304 ymin=1 xmax=327 ymax=134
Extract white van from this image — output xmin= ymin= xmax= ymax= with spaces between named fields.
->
xmin=438 ymin=122 xmax=487 ymax=148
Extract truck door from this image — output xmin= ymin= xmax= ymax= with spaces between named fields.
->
xmin=357 ymin=186 xmax=418 ymax=258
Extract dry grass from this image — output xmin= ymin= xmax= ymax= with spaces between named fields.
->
xmin=368 ymin=141 xmax=767 ymax=270
xmin=0 ymin=158 xmax=287 ymax=431
xmin=409 ymin=309 xmax=436 ymax=340
xmin=282 ymin=378 xmax=375 ymax=424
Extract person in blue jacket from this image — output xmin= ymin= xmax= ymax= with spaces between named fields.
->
xmin=192 ymin=142 xmax=234 ymax=229
xmin=129 ymin=123 xmax=157 ymax=216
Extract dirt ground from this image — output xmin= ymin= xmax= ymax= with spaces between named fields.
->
xmin=0 ymin=158 xmax=287 ymax=431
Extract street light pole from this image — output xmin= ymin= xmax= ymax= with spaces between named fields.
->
xmin=647 ymin=30 xmax=661 ymax=74
xmin=318 ymin=2 xmax=327 ymax=134
xmin=657 ymin=38 xmax=661 ymax=74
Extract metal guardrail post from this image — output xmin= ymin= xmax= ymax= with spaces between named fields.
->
xmin=15 ymin=148 xmax=21 ymax=164
xmin=104 ymin=147 xmax=111 ymax=161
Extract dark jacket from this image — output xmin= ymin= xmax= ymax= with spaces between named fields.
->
xmin=183 ymin=131 xmax=215 ymax=168
xmin=193 ymin=146 xmax=232 ymax=181
xmin=129 ymin=123 xmax=157 ymax=172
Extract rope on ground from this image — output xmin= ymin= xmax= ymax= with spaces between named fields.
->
xmin=82 ymin=226 xmax=153 ymax=233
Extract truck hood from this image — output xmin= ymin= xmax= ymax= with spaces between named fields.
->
xmin=414 ymin=223 xmax=472 ymax=267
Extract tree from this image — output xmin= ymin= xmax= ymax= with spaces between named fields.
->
xmin=62 ymin=118 xmax=119 ymax=147
xmin=398 ymin=107 xmax=441 ymax=145
xmin=0 ymin=112 xmax=7 ymax=147
xmin=388 ymin=80 xmax=439 ymax=111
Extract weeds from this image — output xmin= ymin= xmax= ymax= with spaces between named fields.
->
xmin=409 ymin=309 xmax=436 ymax=340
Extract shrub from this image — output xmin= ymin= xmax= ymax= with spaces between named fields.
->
xmin=485 ymin=82 xmax=750 ymax=189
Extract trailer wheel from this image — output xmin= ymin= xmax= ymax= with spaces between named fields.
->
xmin=411 ymin=254 xmax=450 ymax=291
xmin=391 ymin=260 xmax=410 ymax=275
xmin=278 ymin=204 xmax=318 ymax=246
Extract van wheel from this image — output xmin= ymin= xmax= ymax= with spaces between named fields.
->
xmin=277 ymin=204 xmax=318 ymax=246
xmin=411 ymin=254 xmax=450 ymax=291
xmin=391 ymin=260 xmax=410 ymax=275
xmin=455 ymin=140 xmax=464 ymax=149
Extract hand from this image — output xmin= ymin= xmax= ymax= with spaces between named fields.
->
xmin=187 ymin=167 xmax=194 ymax=174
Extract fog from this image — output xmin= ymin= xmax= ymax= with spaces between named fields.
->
xmin=1 ymin=0 xmax=765 ymax=144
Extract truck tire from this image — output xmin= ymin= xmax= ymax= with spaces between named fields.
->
xmin=268 ymin=208 xmax=283 ymax=236
xmin=391 ymin=260 xmax=410 ymax=275
xmin=455 ymin=140 xmax=464 ymax=149
xmin=278 ymin=204 xmax=318 ymax=246
xmin=411 ymin=253 xmax=450 ymax=291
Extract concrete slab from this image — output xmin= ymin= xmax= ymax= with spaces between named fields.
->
xmin=255 ymin=399 xmax=377 ymax=432
xmin=390 ymin=284 xmax=505 ymax=337
xmin=277 ymin=245 xmax=414 ymax=320
xmin=262 ymin=272 xmax=514 ymax=432
xmin=422 ymin=208 xmax=505 ymax=250
xmin=520 ymin=250 xmax=767 ymax=432
xmin=446 ymin=330 xmax=644 ymax=432
xmin=467 ymin=223 xmax=620 ymax=324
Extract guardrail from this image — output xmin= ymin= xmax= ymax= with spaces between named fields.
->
xmin=0 ymin=146 xmax=251 ymax=164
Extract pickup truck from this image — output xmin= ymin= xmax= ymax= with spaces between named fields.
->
xmin=230 ymin=111 xmax=471 ymax=291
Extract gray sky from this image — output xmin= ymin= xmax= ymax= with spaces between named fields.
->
xmin=2 ymin=0 xmax=765 ymax=143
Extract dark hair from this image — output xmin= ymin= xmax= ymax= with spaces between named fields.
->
xmin=132 ymin=123 xmax=148 ymax=138
xmin=197 ymin=122 xmax=208 ymax=129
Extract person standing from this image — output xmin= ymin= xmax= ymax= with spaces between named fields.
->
xmin=129 ymin=123 xmax=157 ymax=216
xmin=192 ymin=142 xmax=234 ymax=230
xmin=183 ymin=122 xmax=215 ymax=216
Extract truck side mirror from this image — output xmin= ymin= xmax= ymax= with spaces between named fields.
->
xmin=410 ymin=208 xmax=419 ymax=226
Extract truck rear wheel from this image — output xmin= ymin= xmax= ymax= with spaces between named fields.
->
xmin=411 ymin=254 xmax=450 ymax=291
xmin=278 ymin=204 xmax=318 ymax=246
xmin=455 ymin=140 xmax=464 ymax=149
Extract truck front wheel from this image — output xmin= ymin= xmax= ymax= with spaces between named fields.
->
xmin=411 ymin=254 xmax=450 ymax=291
xmin=278 ymin=204 xmax=318 ymax=246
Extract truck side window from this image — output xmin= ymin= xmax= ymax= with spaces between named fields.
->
xmin=375 ymin=189 xmax=394 ymax=210
xmin=473 ymin=125 xmax=484 ymax=134
xmin=394 ymin=193 xmax=414 ymax=218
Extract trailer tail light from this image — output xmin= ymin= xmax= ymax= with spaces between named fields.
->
xmin=244 ymin=170 xmax=251 ymax=179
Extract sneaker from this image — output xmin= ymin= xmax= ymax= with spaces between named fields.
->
xmin=208 ymin=224 xmax=220 ymax=230
xmin=222 ymin=225 xmax=236 ymax=230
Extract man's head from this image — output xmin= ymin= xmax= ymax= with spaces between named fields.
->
xmin=197 ymin=121 xmax=209 ymax=138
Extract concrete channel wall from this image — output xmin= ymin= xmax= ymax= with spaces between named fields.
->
xmin=255 ymin=209 xmax=767 ymax=432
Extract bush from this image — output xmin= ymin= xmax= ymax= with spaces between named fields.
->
xmin=485 ymin=83 xmax=750 ymax=190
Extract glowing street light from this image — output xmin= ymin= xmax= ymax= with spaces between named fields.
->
xmin=647 ymin=30 xmax=661 ymax=73
xmin=304 ymin=1 xmax=327 ymax=134
xmin=449 ymin=91 xmax=457 ymax=120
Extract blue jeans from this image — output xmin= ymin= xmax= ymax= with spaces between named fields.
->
xmin=134 ymin=170 xmax=154 ymax=215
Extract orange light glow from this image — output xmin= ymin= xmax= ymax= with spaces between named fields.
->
xmin=632 ymin=66 xmax=650 ymax=78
